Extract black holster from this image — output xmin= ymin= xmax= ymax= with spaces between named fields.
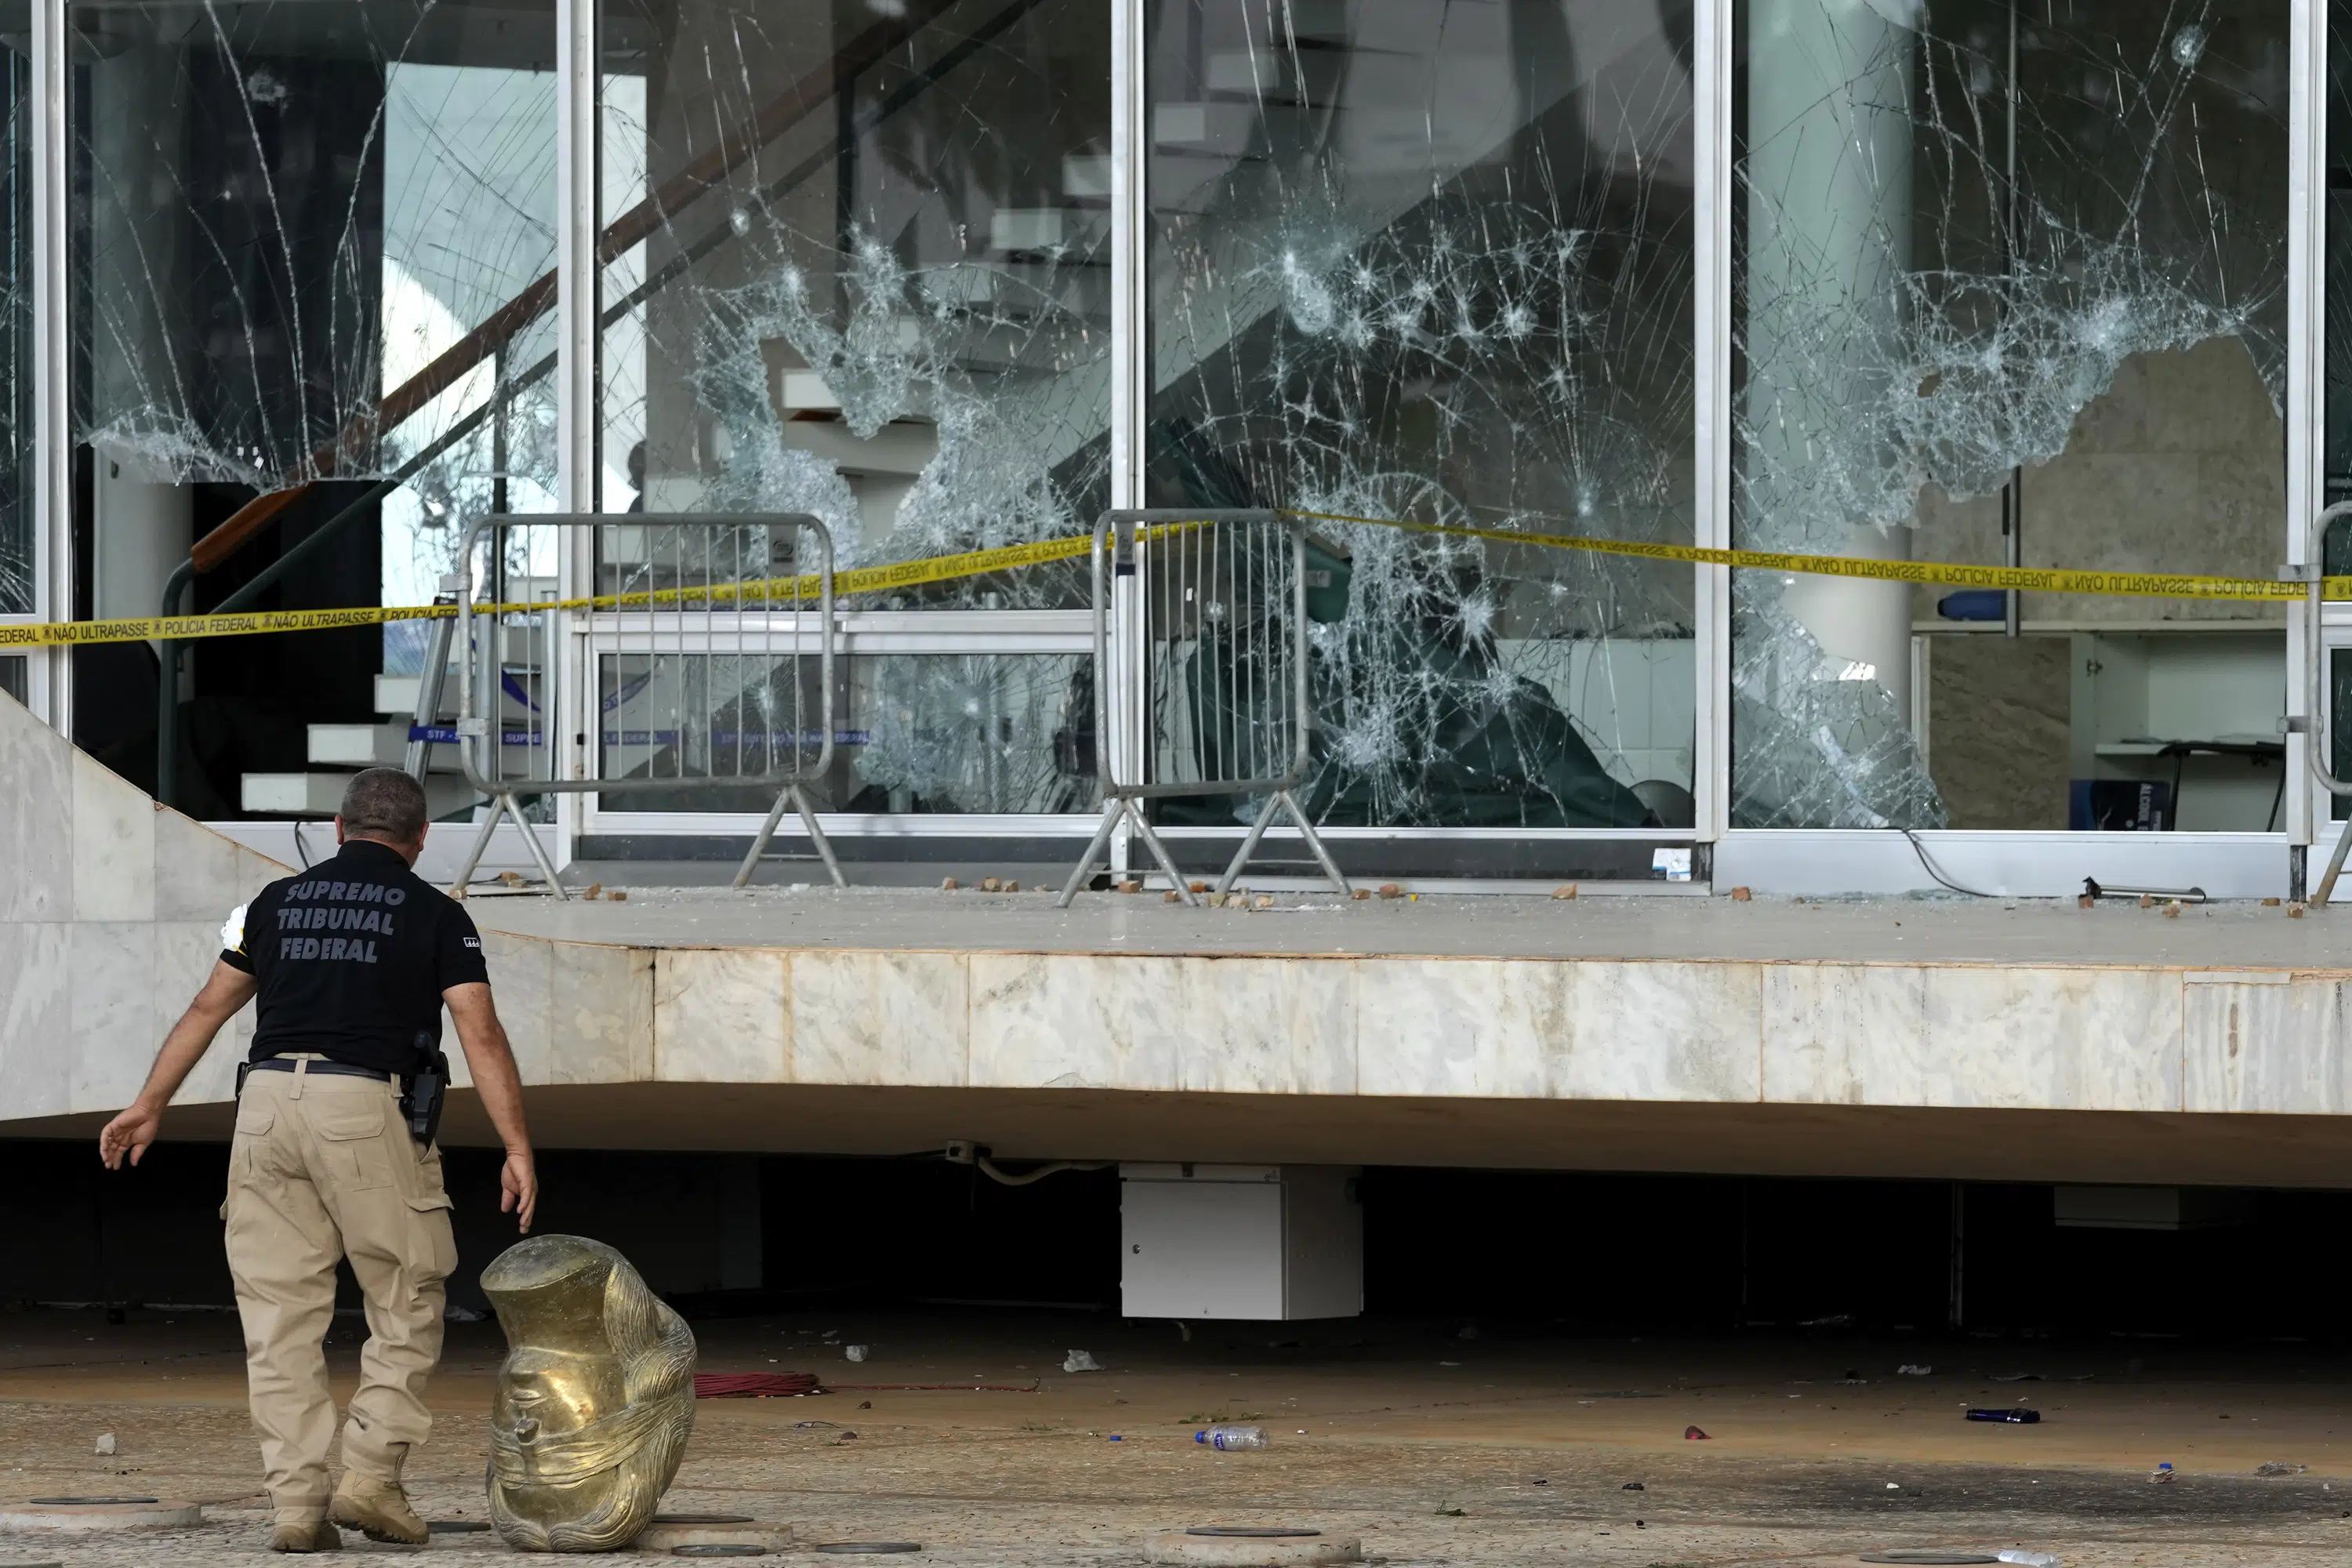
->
xmin=401 ymin=1051 xmax=451 ymax=1145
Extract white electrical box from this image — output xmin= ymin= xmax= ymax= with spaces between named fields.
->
xmin=1120 ymin=1164 xmax=1363 ymax=1320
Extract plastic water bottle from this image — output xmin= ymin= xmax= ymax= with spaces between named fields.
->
xmin=1195 ymin=1425 xmax=1268 ymax=1450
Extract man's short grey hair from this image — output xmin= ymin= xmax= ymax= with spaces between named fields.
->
xmin=339 ymin=768 xmax=429 ymax=843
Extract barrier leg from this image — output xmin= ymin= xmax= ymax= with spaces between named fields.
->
xmin=1279 ymin=789 xmax=1352 ymax=897
xmin=1214 ymin=793 xmax=1284 ymax=898
xmin=797 ymin=786 xmax=847 ymax=889
xmin=448 ymin=792 xmax=509 ymax=896
xmin=2317 ymin=816 xmax=2352 ymax=907
xmin=1057 ymin=800 xmax=1125 ymax=907
xmin=1127 ymin=811 xmax=1199 ymax=907
xmin=513 ymin=799 xmax=570 ymax=901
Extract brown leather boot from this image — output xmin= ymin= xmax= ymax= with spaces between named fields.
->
xmin=265 ymin=1518 xmax=342 ymax=1552
xmin=328 ymin=1472 xmax=429 ymax=1545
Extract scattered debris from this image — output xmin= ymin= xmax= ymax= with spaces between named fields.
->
xmin=2290 ymin=902 xmax=2307 ymax=917
xmin=1064 ymin=1350 xmax=1102 ymax=1373
xmin=794 ymin=1420 xmax=840 ymax=1429
xmin=1189 ymin=881 xmax=1209 ymax=894
xmin=1989 ymin=1373 xmax=2043 ymax=1382
xmin=1004 ymin=880 xmax=1020 ymax=893
xmin=94 ymin=1433 xmax=116 ymax=1456
xmin=695 ymin=1372 xmax=822 ymax=1398
xmin=2162 ymin=902 xmax=2182 ymax=919
xmin=1252 ymin=895 xmax=1275 ymax=909
xmin=1683 ymin=1425 xmax=1709 ymax=1440
xmin=941 ymin=877 xmax=959 ymax=891
xmin=1377 ymin=884 xmax=1403 ymax=899
xmin=1163 ymin=891 xmax=1181 ymax=904
xmin=1552 ymin=884 xmax=1577 ymax=900
xmin=1896 ymin=1364 xmax=1934 ymax=1376
xmin=981 ymin=877 xmax=1002 ymax=892
xmin=608 ymin=890 xmax=627 ymax=902
xmin=2255 ymin=1461 xmax=2308 ymax=1476
xmin=857 ymin=1401 xmax=871 ymax=1410
xmin=1350 ymin=888 xmax=1370 ymax=900
xmin=1729 ymin=885 xmax=1752 ymax=902
xmin=1433 ymin=1508 xmax=1465 ymax=1518
xmin=1885 ymin=1482 xmax=1900 ymax=1490
xmin=1621 ymin=1482 xmax=1644 ymax=1491
xmin=2136 ymin=892 xmax=2153 ymax=908
xmin=1116 ymin=880 xmax=1142 ymax=895
xmin=845 ymin=1345 xmax=869 ymax=1363
xmin=583 ymin=882 xmax=602 ymax=900
xmin=1196 ymin=1425 xmax=1269 ymax=1450
xmin=1997 ymin=1553 xmax=2062 ymax=1566
xmin=1965 ymin=1408 xmax=2041 ymax=1424
xmin=2151 ymin=1462 xmax=2174 ymax=1483
xmin=2263 ymin=896 xmax=2281 ymax=906
xmin=2077 ymin=892 xmax=2095 ymax=909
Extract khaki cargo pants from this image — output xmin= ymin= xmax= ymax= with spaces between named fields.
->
xmin=223 ymin=1057 xmax=456 ymax=1525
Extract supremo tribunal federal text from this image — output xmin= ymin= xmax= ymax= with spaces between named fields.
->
xmin=269 ymin=878 xmax=411 ymax=965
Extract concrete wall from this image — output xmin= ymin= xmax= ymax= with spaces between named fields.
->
xmin=0 ymin=691 xmax=285 ymax=1117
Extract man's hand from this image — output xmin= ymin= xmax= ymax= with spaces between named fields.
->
xmin=99 ymin=1102 xmax=163 ymax=1170
xmin=500 ymin=1150 xmax=539 ymax=1233
xmin=99 ymin=960 xmax=256 ymax=1174
xmin=445 ymin=982 xmax=536 ymax=1234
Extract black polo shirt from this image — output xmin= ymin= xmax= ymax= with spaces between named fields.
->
xmin=222 ymin=837 xmax=491 ymax=1075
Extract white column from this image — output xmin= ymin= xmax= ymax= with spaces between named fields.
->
xmin=31 ymin=0 xmax=67 ymax=728
xmin=1107 ymin=0 xmax=1146 ymax=873
xmin=1744 ymin=0 xmax=1917 ymax=727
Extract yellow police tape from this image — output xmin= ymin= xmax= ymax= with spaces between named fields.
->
xmin=0 ymin=510 xmax=2341 ymax=651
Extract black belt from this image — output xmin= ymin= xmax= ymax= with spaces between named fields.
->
xmin=249 ymin=1058 xmax=395 ymax=1082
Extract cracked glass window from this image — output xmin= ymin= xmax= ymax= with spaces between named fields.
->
xmin=1145 ymin=0 xmax=1697 ymax=834
xmin=0 ymin=38 xmax=26 ymax=619
xmin=597 ymin=0 xmax=1109 ymax=815
xmin=1735 ymin=0 xmax=2288 ymax=833
xmin=71 ymin=0 xmax=556 ymax=814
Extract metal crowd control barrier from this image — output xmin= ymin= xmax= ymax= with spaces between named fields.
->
xmin=2288 ymin=499 xmax=2352 ymax=904
xmin=1058 ymin=509 xmax=1351 ymax=907
xmin=448 ymin=512 xmax=842 ymax=899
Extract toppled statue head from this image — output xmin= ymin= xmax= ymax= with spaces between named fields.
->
xmin=481 ymin=1235 xmax=696 ymax=1552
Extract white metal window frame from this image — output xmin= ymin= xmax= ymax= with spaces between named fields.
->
xmin=1706 ymin=0 xmax=2321 ymax=900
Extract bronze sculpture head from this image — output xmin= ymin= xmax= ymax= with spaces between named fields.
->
xmin=481 ymin=1235 xmax=697 ymax=1552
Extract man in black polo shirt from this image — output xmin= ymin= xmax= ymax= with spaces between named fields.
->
xmin=99 ymin=768 xmax=539 ymax=1553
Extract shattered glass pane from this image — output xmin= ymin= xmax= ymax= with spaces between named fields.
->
xmin=71 ymin=0 xmax=556 ymax=811
xmin=1145 ymin=0 xmax=1697 ymax=831
xmin=0 ymin=49 xmax=27 ymax=619
xmin=596 ymin=0 xmax=1109 ymax=815
xmin=598 ymin=0 xmax=1110 ymax=583
xmin=1735 ymin=0 xmax=2288 ymax=831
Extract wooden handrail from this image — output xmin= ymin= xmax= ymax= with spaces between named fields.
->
xmin=187 ymin=0 xmax=968 ymax=575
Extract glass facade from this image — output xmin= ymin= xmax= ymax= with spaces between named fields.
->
xmin=1733 ymin=0 xmax=2288 ymax=833
xmin=68 ymin=0 xmax=556 ymax=809
xmin=592 ymin=0 xmax=1109 ymax=815
xmin=7 ymin=0 xmax=2340 ymax=890
xmin=1145 ymin=0 xmax=1695 ymax=832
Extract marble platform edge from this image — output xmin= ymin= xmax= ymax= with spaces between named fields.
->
xmin=459 ymin=920 xmax=2352 ymax=979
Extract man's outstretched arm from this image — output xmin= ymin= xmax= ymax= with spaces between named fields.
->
xmin=99 ymin=960 xmax=259 ymax=1170
xmin=444 ymin=981 xmax=536 ymax=1233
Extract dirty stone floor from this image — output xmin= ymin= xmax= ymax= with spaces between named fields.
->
xmin=4 ymin=1308 xmax=2351 ymax=1565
